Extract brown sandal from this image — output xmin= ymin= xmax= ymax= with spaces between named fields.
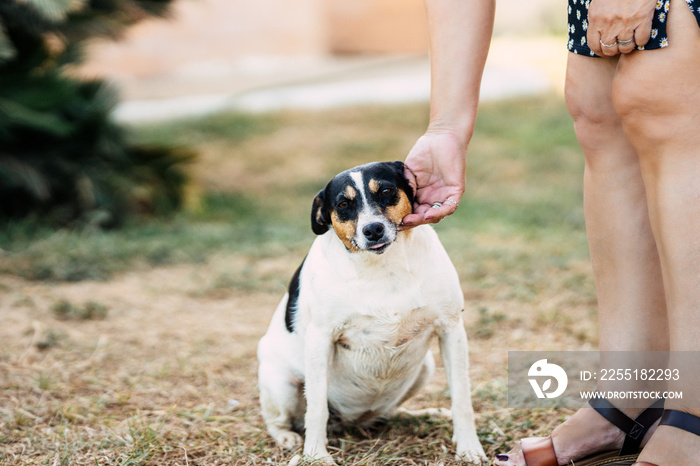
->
xmin=520 ymin=436 xmax=639 ymax=466
xmin=503 ymin=398 xmax=664 ymax=466
xmin=630 ymin=409 xmax=700 ymax=466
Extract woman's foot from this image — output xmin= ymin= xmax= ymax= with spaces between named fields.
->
xmin=494 ymin=406 xmax=658 ymax=466
xmin=635 ymin=410 xmax=700 ymax=466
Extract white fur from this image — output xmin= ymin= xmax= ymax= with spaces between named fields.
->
xmin=257 ymin=225 xmax=486 ymax=464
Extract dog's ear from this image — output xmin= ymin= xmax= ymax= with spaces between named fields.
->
xmin=390 ymin=160 xmax=405 ymax=173
xmin=311 ymin=188 xmax=331 ymax=235
xmin=390 ymin=160 xmax=415 ymax=206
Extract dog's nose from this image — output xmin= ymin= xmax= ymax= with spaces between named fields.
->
xmin=362 ymin=223 xmax=385 ymax=242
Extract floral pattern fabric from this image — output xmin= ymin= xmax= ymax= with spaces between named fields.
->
xmin=568 ymin=0 xmax=700 ymax=57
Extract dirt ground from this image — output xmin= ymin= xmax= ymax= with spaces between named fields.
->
xmin=0 ymin=253 xmax=290 ymax=463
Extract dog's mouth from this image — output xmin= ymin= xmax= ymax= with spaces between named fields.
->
xmin=362 ymin=223 xmax=401 ymax=254
xmin=349 ymin=238 xmax=391 ymax=254
xmin=367 ymin=242 xmax=390 ymax=254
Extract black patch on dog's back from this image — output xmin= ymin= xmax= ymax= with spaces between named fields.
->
xmin=285 ymin=258 xmax=305 ymax=332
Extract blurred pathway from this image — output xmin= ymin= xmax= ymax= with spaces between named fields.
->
xmin=111 ymin=36 xmax=568 ymax=123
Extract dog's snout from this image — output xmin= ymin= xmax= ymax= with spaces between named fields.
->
xmin=362 ymin=223 xmax=385 ymax=242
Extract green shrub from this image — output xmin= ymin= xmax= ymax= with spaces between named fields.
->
xmin=0 ymin=0 xmax=193 ymax=227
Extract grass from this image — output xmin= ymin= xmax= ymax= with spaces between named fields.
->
xmin=0 ymin=96 xmax=587 ymax=283
xmin=52 ymin=299 xmax=109 ymax=321
xmin=0 ymin=95 xmax=598 ymax=464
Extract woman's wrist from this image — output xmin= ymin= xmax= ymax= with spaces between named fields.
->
xmin=425 ymin=118 xmax=474 ymax=147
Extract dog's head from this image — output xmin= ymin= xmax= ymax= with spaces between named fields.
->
xmin=311 ymin=161 xmax=414 ymax=254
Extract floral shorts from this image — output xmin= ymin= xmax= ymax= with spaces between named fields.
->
xmin=568 ymin=0 xmax=700 ymax=56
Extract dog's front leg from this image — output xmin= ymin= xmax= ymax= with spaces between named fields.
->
xmin=439 ymin=316 xmax=486 ymax=464
xmin=301 ymin=323 xmax=336 ymax=465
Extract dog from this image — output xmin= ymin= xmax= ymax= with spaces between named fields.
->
xmin=257 ymin=161 xmax=486 ymax=464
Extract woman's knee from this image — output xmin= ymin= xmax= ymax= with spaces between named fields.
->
xmin=565 ymin=78 xmax=623 ymax=156
xmin=565 ymin=55 xmax=619 ymax=135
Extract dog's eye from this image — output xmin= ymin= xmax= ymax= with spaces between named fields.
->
xmin=337 ymin=201 xmax=349 ymax=209
xmin=381 ymin=187 xmax=393 ymax=195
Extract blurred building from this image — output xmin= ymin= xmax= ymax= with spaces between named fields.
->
xmin=79 ymin=0 xmax=565 ymax=116
xmin=81 ymin=0 xmax=562 ymax=79
xmin=80 ymin=0 xmax=429 ymax=80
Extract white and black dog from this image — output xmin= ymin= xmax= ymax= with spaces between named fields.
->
xmin=257 ymin=161 xmax=485 ymax=464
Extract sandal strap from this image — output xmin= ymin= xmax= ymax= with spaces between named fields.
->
xmin=620 ymin=398 xmax=664 ymax=455
xmin=521 ymin=437 xmax=558 ymax=466
xmin=659 ymin=409 xmax=700 ymax=436
xmin=589 ymin=397 xmax=665 ymax=456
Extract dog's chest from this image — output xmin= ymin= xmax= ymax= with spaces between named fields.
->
xmin=337 ymin=310 xmax=433 ymax=349
xmin=331 ymin=308 xmax=436 ymax=376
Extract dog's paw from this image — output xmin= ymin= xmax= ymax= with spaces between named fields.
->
xmin=397 ymin=407 xmax=452 ymax=419
xmin=307 ymin=454 xmax=337 ymax=465
xmin=455 ymin=446 xmax=487 ymax=464
xmin=289 ymin=453 xmax=337 ymax=466
xmin=427 ymin=407 xmax=452 ymax=419
xmin=274 ymin=430 xmax=303 ymax=450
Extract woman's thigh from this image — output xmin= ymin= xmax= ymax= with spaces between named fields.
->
xmin=613 ymin=0 xmax=700 ymax=141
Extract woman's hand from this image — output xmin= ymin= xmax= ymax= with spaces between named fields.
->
xmin=400 ymin=0 xmax=493 ymax=229
xmin=401 ymin=131 xmax=467 ymax=229
xmin=587 ymin=0 xmax=657 ymax=56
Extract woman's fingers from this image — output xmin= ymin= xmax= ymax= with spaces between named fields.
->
xmin=633 ymin=13 xmax=654 ymax=48
xmin=587 ymin=0 xmax=656 ymax=56
xmin=400 ymin=198 xmax=460 ymax=230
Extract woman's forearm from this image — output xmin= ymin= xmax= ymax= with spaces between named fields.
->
xmin=424 ymin=0 xmax=495 ymax=140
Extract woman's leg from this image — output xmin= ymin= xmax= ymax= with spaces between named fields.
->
xmin=495 ymin=52 xmax=669 ymax=466
xmin=613 ymin=1 xmax=700 ymax=462
xmin=569 ymin=57 xmax=668 ymax=356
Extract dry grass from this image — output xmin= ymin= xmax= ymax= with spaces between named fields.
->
xmin=1 ymin=97 xmax=596 ymax=464
xmin=0 ymin=259 xmax=584 ymax=465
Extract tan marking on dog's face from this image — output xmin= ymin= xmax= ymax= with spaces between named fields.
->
xmin=344 ymin=185 xmax=357 ymax=200
xmin=385 ymin=190 xmax=413 ymax=226
xmin=368 ymin=179 xmax=380 ymax=194
xmin=331 ymin=211 xmax=359 ymax=252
